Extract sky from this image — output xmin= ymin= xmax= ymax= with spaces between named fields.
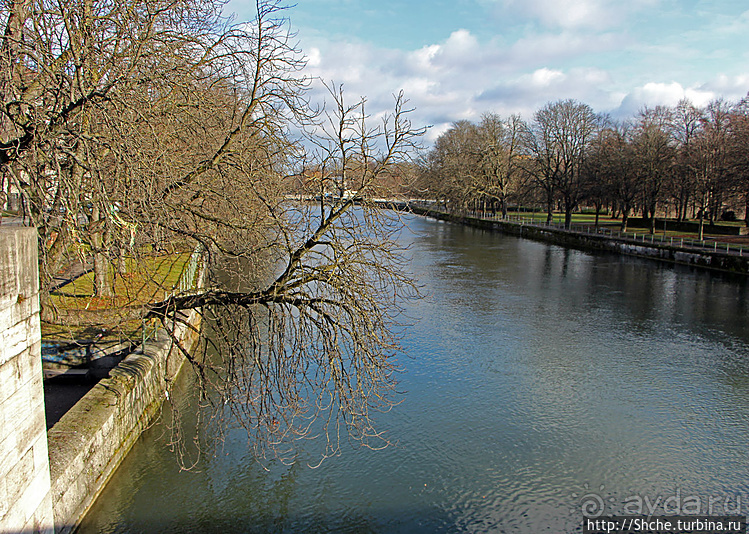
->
xmin=226 ymin=0 xmax=749 ymax=143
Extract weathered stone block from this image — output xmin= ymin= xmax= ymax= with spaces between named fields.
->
xmin=1 ymin=457 xmax=50 ymax=531
xmin=1 ymin=317 xmax=40 ymax=365
xmin=22 ymin=492 xmax=55 ymax=534
xmin=0 ymin=226 xmax=52 ymax=534
xmin=1 ymin=446 xmax=35 ymax=507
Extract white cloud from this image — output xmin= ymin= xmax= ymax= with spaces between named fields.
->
xmin=493 ymin=0 xmax=654 ymax=29
xmin=529 ymin=68 xmax=565 ymax=87
xmin=613 ymin=82 xmax=718 ymax=118
xmin=410 ymin=45 xmax=441 ymax=72
xmin=509 ymin=31 xmax=624 ymax=65
xmin=300 ymin=30 xmax=504 ymax=137
xmin=294 ymin=15 xmax=749 ymax=146
xmin=476 ymin=67 xmax=616 ymax=118
xmin=443 ymin=29 xmax=480 ymax=55
xmin=306 ymin=47 xmax=322 ymax=68
xmin=405 ymin=30 xmax=486 ymax=75
xmin=701 ymin=74 xmax=749 ymax=97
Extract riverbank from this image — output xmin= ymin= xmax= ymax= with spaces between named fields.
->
xmin=43 ymin=248 xmax=206 ymax=533
xmin=45 ymin=307 xmax=203 ymax=534
xmin=0 ymin=224 xmax=210 ymax=534
xmin=408 ymin=204 xmax=749 ymax=275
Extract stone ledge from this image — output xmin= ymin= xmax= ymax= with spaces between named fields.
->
xmin=46 ymin=306 xmax=202 ymax=534
xmin=412 ymin=207 xmax=749 ymax=275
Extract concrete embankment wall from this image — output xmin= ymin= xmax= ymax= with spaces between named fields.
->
xmin=411 ymin=207 xmax=749 ymax=275
xmin=0 ymin=227 xmax=55 ymax=534
xmin=46 ymin=308 xmax=202 ymax=534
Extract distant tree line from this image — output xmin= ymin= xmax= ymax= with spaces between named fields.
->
xmin=417 ymin=97 xmax=749 ymax=236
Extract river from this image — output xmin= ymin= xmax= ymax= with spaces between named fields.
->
xmin=79 ymin=212 xmax=749 ymax=533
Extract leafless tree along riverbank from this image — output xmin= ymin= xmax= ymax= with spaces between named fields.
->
xmin=1 ymin=0 xmax=423 ymax=464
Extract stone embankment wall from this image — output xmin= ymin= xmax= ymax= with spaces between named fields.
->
xmin=46 ymin=307 xmax=202 ymax=534
xmin=0 ymin=225 xmax=204 ymax=534
xmin=0 ymin=227 xmax=55 ymax=534
xmin=411 ymin=207 xmax=749 ymax=275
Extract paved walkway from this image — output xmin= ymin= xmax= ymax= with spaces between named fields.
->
xmin=44 ymin=375 xmax=97 ymax=429
xmin=49 ymin=259 xmax=93 ymax=292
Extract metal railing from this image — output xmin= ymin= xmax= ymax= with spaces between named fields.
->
xmin=141 ymin=317 xmax=159 ymax=345
xmin=141 ymin=243 xmax=205 ymax=345
xmin=178 ymin=243 xmax=205 ymax=294
xmin=411 ymin=201 xmax=749 ymax=258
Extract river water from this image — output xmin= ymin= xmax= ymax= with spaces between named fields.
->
xmin=79 ymin=213 xmax=749 ymax=533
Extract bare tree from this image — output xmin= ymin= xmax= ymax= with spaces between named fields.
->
xmin=0 ymin=0 xmax=282 ymax=321
xmin=418 ymin=120 xmax=481 ymax=212
xmin=2 ymin=0 xmax=425 ymax=463
xmin=631 ymin=106 xmax=675 ymax=234
xmin=694 ymin=99 xmax=733 ymax=235
xmin=668 ymin=99 xmax=702 ymax=222
xmin=728 ymin=95 xmax=749 ymax=226
xmin=474 ymin=113 xmax=524 ymax=217
xmin=604 ymin=124 xmax=639 ymax=231
xmin=523 ymin=99 xmax=598 ymax=227
xmin=1 ymin=0 xmax=309 ymax=307
xmin=418 ymin=114 xmax=525 ymax=216
xmin=147 ymin=84 xmax=424 ymax=464
xmin=582 ymin=119 xmax=615 ymax=228
xmin=521 ymin=114 xmax=557 ymax=224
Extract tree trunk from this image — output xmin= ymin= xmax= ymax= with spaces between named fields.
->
xmin=648 ymin=206 xmax=655 ymax=235
xmin=39 ymin=291 xmax=58 ymax=323
xmin=680 ymin=193 xmax=689 ymax=222
xmin=90 ymin=206 xmax=113 ymax=297
xmin=93 ymin=249 xmax=113 ymax=297
xmin=117 ymin=241 xmax=128 ymax=274
xmin=594 ymin=203 xmax=600 ymax=228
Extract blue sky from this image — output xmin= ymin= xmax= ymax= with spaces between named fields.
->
xmin=227 ymin=0 xmax=749 ymax=142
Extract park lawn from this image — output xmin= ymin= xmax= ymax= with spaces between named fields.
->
xmin=580 ymin=221 xmax=749 ymax=247
xmin=50 ymin=252 xmax=191 ymax=309
xmin=500 ymin=211 xmax=621 ymax=226
xmin=476 ymin=210 xmax=749 ymax=250
xmin=44 ymin=252 xmax=193 ymax=342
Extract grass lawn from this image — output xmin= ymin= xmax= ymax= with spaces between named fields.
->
xmin=44 ymin=251 xmax=195 ymax=343
xmin=487 ymin=211 xmax=749 ymax=245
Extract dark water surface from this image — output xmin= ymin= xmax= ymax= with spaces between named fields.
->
xmin=79 ymin=214 xmax=749 ymax=533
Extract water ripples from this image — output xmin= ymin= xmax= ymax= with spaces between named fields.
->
xmin=80 ymin=215 xmax=749 ymax=533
